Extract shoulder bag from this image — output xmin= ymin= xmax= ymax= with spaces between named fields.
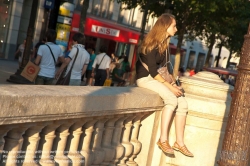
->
xmin=46 ymin=44 xmax=56 ymax=65
xmin=139 ymin=47 xmax=175 ymax=84
xmin=96 ymin=54 xmax=106 ymax=70
xmin=56 ymin=47 xmax=79 ymax=85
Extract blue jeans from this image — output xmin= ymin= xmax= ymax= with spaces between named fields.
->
xmin=35 ymin=75 xmax=54 ymax=85
xmin=69 ymin=79 xmax=81 ymax=86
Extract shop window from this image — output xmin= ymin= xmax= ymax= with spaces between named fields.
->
xmin=0 ymin=0 xmax=12 ymax=58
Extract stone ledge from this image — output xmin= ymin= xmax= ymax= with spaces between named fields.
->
xmin=0 ymin=85 xmax=164 ymax=125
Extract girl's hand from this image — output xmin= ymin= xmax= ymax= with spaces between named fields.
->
xmin=170 ymin=86 xmax=183 ymax=97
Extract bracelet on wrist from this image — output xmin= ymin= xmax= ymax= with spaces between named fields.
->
xmin=161 ymin=80 xmax=166 ymax=83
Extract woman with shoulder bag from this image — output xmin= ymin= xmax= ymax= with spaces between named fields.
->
xmin=136 ymin=13 xmax=193 ymax=157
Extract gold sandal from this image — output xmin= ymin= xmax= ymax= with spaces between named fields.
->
xmin=172 ymin=142 xmax=194 ymax=157
xmin=157 ymin=139 xmax=174 ymax=154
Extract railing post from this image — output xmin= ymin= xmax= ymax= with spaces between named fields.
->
xmin=102 ymin=116 xmax=120 ymax=165
xmin=119 ymin=115 xmax=136 ymax=165
xmin=53 ymin=120 xmax=75 ymax=166
xmin=91 ymin=117 xmax=109 ymax=165
xmin=38 ymin=122 xmax=62 ymax=165
xmin=80 ymin=119 xmax=98 ymax=166
xmin=111 ymin=116 xmax=127 ymax=165
xmin=1 ymin=124 xmax=30 ymax=166
xmin=22 ymin=122 xmax=49 ymax=166
xmin=0 ymin=125 xmax=12 ymax=162
xmin=67 ymin=118 xmax=91 ymax=166
xmin=127 ymin=113 xmax=145 ymax=166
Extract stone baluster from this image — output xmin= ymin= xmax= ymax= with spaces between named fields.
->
xmin=80 ymin=119 xmax=98 ymax=166
xmin=91 ymin=117 xmax=109 ymax=166
xmin=38 ymin=121 xmax=62 ymax=166
xmin=111 ymin=116 xmax=128 ymax=165
xmin=22 ymin=122 xmax=50 ymax=166
xmin=1 ymin=124 xmax=30 ymax=166
xmin=67 ymin=118 xmax=91 ymax=166
xmin=53 ymin=120 xmax=75 ymax=166
xmin=0 ymin=125 xmax=12 ymax=163
xmin=119 ymin=115 xmax=136 ymax=165
xmin=101 ymin=116 xmax=120 ymax=166
xmin=126 ymin=113 xmax=145 ymax=166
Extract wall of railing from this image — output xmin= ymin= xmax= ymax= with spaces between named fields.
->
xmin=0 ymin=85 xmax=163 ymax=166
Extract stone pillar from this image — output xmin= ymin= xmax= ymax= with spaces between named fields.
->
xmin=91 ymin=118 xmax=109 ymax=166
xmin=101 ymin=116 xmax=120 ymax=165
xmin=53 ymin=120 xmax=74 ymax=166
xmin=0 ymin=126 xmax=12 ymax=158
xmin=163 ymin=71 xmax=233 ymax=166
xmin=80 ymin=119 xmax=98 ymax=166
xmin=22 ymin=122 xmax=49 ymax=166
xmin=119 ymin=115 xmax=135 ymax=165
xmin=111 ymin=116 xmax=127 ymax=165
xmin=1 ymin=124 xmax=30 ymax=166
xmin=38 ymin=122 xmax=62 ymax=166
xmin=126 ymin=113 xmax=145 ymax=166
xmin=67 ymin=118 xmax=90 ymax=166
xmin=218 ymin=25 xmax=250 ymax=166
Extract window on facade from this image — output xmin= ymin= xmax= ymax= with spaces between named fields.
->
xmin=99 ymin=0 xmax=110 ymax=18
xmin=117 ymin=3 xmax=125 ymax=24
xmin=146 ymin=14 xmax=155 ymax=31
xmin=133 ymin=6 xmax=143 ymax=29
xmin=195 ymin=53 xmax=205 ymax=72
xmin=0 ymin=0 xmax=11 ymax=57
xmin=91 ymin=0 xmax=101 ymax=16
xmin=187 ymin=51 xmax=196 ymax=69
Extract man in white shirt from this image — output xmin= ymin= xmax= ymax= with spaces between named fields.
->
xmin=35 ymin=29 xmax=64 ymax=85
xmin=55 ymin=33 xmax=90 ymax=86
xmin=92 ymin=46 xmax=111 ymax=86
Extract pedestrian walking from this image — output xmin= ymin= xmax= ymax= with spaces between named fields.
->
xmin=92 ymin=46 xmax=111 ymax=86
xmin=85 ymin=48 xmax=96 ymax=86
xmin=55 ymin=33 xmax=90 ymax=86
xmin=34 ymin=29 xmax=64 ymax=85
xmin=15 ymin=39 xmax=26 ymax=67
xmin=136 ymin=13 xmax=193 ymax=157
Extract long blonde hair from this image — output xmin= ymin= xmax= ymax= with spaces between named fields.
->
xmin=140 ymin=13 xmax=175 ymax=55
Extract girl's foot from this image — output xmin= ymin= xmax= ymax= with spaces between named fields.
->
xmin=157 ymin=139 xmax=174 ymax=154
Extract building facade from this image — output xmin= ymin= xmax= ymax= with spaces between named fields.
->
xmin=0 ymin=0 xmax=230 ymax=72
xmin=0 ymin=0 xmax=158 ymax=64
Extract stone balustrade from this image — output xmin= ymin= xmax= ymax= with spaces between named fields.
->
xmin=0 ymin=86 xmax=163 ymax=166
xmin=0 ymin=72 xmax=234 ymax=166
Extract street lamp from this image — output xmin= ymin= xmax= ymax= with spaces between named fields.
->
xmin=218 ymin=24 xmax=250 ymax=166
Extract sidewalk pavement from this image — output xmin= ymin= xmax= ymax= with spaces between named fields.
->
xmin=0 ymin=59 xmax=133 ymax=86
xmin=0 ymin=59 xmax=18 ymax=85
xmin=0 ymin=59 xmax=88 ymax=85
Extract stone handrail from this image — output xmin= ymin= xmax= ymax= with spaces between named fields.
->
xmin=0 ymin=85 xmax=163 ymax=166
xmin=0 ymin=72 xmax=234 ymax=166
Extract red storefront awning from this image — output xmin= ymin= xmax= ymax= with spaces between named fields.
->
xmin=84 ymin=16 xmax=140 ymax=44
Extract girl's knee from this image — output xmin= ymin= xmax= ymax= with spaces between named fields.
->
xmin=164 ymin=97 xmax=178 ymax=110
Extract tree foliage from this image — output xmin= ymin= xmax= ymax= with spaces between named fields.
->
xmin=116 ymin=0 xmax=250 ymax=74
